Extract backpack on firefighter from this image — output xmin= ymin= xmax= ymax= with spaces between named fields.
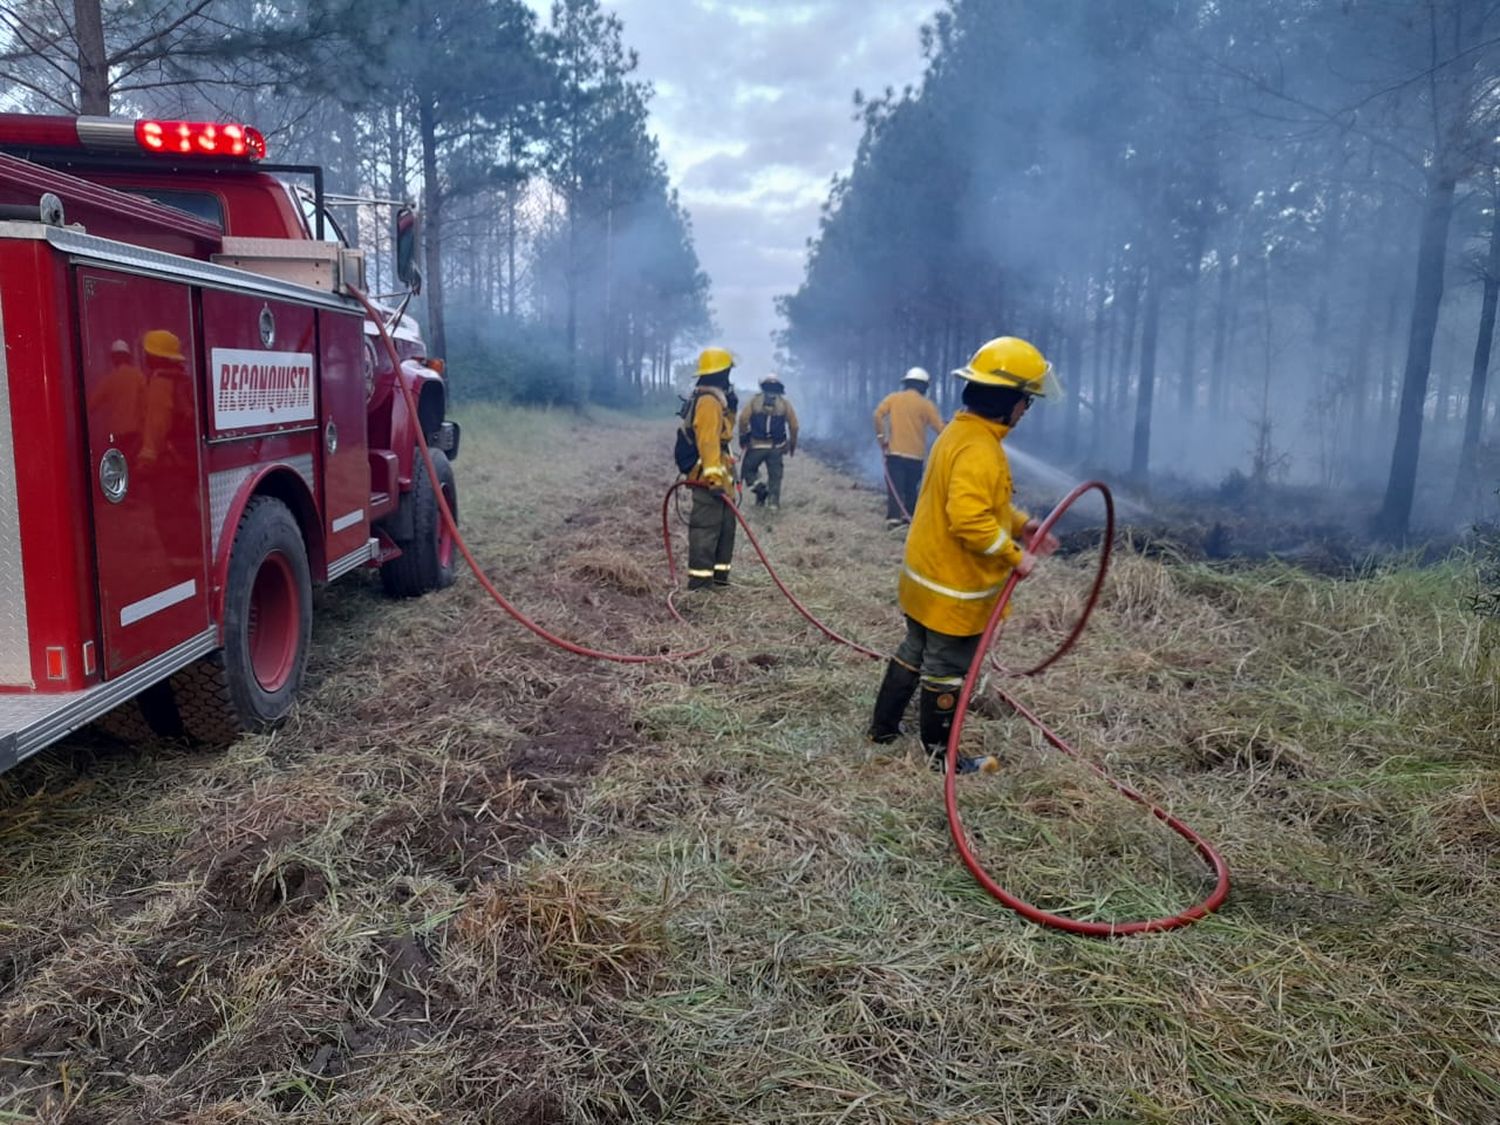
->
xmin=674 ymin=384 xmax=734 ymax=475
xmin=743 ymin=392 xmax=791 ymax=449
xmin=673 ymin=393 xmax=701 ymax=475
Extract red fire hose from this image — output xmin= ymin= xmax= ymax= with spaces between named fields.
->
xmin=660 ymin=480 xmax=882 ymax=657
xmin=942 ymin=482 xmax=1231 ymax=936
xmin=881 ymin=450 xmax=914 ymax=523
xmin=663 ymin=480 xmax=1230 ymax=935
xmin=350 ymin=287 xmax=705 ymax=665
xmin=354 ymin=286 xmax=1227 ymax=933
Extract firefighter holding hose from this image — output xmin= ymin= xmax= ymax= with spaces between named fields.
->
xmin=873 ymin=367 xmax=944 ymax=527
xmin=679 ymin=347 xmax=739 ymax=589
xmin=868 ymin=337 xmax=1060 ymax=773
xmin=738 ymin=374 xmax=799 ymax=510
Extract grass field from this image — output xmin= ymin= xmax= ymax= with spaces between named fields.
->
xmin=0 ymin=406 xmax=1496 ymax=1124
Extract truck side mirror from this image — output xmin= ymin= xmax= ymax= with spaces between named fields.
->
xmin=395 ymin=206 xmax=420 ymax=289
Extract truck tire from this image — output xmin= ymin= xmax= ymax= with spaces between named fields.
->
xmin=170 ymin=496 xmax=313 ymax=747
xmin=91 ymin=681 xmax=181 ymax=743
xmin=380 ymin=448 xmax=457 ymax=598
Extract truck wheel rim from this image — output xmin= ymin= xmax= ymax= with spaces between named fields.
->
xmin=248 ymin=551 xmax=299 ymax=693
xmin=438 ymin=481 xmax=456 ymax=570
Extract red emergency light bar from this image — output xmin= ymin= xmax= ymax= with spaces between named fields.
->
xmin=0 ymin=114 xmax=266 ymax=162
xmin=136 ymin=119 xmax=266 ymax=160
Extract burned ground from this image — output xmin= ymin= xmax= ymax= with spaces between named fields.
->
xmin=0 ymin=405 xmax=1496 ymax=1123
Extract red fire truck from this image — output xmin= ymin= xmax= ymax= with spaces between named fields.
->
xmin=0 ymin=114 xmax=460 ymax=768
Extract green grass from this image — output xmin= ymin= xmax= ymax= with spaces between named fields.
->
xmin=0 ymin=407 xmax=1494 ymax=1123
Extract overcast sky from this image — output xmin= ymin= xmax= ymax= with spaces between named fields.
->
xmin=525 ymin=0 xmax=941 ymax=383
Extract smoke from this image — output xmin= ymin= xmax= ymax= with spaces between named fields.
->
xmin=776 ymin=0 xmax=1500 ymax=536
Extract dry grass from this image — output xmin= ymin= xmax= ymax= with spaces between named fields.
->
xmin=0 ymin=403 xmax=1496 ymax=1123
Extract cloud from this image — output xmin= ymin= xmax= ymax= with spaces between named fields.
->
xmin=526 ymin=0 xmax=939 ymax=377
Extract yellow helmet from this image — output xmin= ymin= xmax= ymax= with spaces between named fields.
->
xmin=696 ymin=346 xmax=734 ymax=377
xmin=953 ymin=336 xmax=1061 ymax=397
xmin=143 ymin=329 xmax=186 ymax=362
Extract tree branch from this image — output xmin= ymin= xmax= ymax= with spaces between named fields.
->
xmin=105 ymin=0 xmax=216 ymax=67
xmin=0 ymin=67 xmax=75 ymax=110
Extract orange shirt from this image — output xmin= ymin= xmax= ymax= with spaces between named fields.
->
xmin=873 ymin=388 xmax=943 ymax=459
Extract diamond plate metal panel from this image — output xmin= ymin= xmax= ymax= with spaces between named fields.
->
xmin=208 ymin=453 xmax=315 ymax=558
xmin=208 ymin=466 xmax=254 ymax=558
xmin=0 ymin=296 xmax=31 ymax=686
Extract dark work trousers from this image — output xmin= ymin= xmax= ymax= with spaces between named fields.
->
xmin=741 ymin=446 xmax=785 ymax=505
xmin=894 ymin=615 xmax=982 ymax=692
xmin=885 ymin=454 xmax=923 ymax=521
xmin=688 ymin=487 xmax=736 ymax=586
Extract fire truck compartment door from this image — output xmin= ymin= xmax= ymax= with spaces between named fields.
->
xmin=318 ymin=309 xmax=371 ymax=568
xmin=78 ymin=269 xmax=210 ymax=677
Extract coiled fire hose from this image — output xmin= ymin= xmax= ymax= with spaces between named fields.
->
xmin=664 ymin=479 xmax=1229 ymax=935
xmin=944 ymin=482 xmax=1231 ymax=936
xmin=353 ymin=287 xmax=1228 ymax=934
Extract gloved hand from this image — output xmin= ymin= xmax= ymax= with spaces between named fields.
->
xmin=1015 ymin=550 xmax=1039 ymax=579
xmin=703 ymin=464 xmax=732 ymax=494
xmin=788 ymin=443 xmax=797 ymax=457
xmin=738 ymin=433 xmax=750 ymax=450
xmin=1022 ymin=519 xmax=1060 ymax=558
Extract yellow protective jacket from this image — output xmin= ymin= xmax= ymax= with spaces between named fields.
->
xmin=898 ymin=411 xmax=1031 ymax=636
xmin=873 ymin=388 xmax=943 ymax=460
xmin=687 ymin=386 xmax=735 ymax=487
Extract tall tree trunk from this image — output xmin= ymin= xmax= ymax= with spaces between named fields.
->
xmin=73 ymin=0 xmax=109 ymax=113
xmin=1376 ymin=174 xmax=1458 ymax=540
xmin=416 ymin=94 xmax=447 ymax=359
xmin=386 ymin=108 xmax=407 ymax=299
xmin=1346 ymin=273 xmax=1380 ymax=449
xmin=1379 ymin=274 xmax=1405 ymax=430
xmin=1131 ymin=262 xmax=1162 ymax=484
xmin=1113 ymin=262 xmax=1141 ymax=463
xmin=1064 ymin=278 xmax=1084 ymax=456
xmin=1178 ymin=251 xmax=1201 ymax=416
xmin=1454 ymin=184 xmax=1500 ymax=512
xmin=506 ymin=185 xmax=518 ymax=319
xmin=1209 ymin=256 xmax=1235 ymax=419
xmin=1090 ymin=273 xmax=1108 ymax=455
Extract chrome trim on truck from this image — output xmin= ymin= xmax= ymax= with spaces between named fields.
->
xmin=0 ymin=295 xmax=31 ymax=687
xmin=0 ymin=626 xmax=218 ymax=771
xmin=326 ymin=539 xmax=376 ymax=581
xmin=0 ymin=222 xmax=361 ymax=313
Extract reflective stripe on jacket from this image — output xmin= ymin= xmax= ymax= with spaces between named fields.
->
xmin=738 ymin=393 xmax=799 ymax=449
xmin=873 ymin=388 xmax=943 ymax=459
xmin=688 ymin=386 xmax=735 ymax=484
xmin=898 ymin=410 xmax=1030 ymax=636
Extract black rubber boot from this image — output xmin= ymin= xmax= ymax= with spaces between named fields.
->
xmin=752 ymin=481 xmax=768 ymax=507
xmin=921 ymin=685 xmax=997 ymax=775
xmin=868 ymin=659 xmax=919 ymax=744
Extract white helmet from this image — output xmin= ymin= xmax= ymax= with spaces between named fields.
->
xmin=904 ymin=367 xmax=931 ymax=384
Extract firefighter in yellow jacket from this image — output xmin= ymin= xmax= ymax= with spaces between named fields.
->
xmin=873 ymin=367 xmax=943 ymax=526
xmin=683 ymin=347 xmax=738 ymax=589
xmin=738 ymin=374 xmax=799 ymax=509
xmin=868 ymin=337 xmax=1061 ymax=773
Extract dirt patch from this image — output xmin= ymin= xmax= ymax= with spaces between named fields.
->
xmin=1184 ymin=725 xmax=1310 ymax=779
xmin=509 ymin=681 xmax=642 ymax=779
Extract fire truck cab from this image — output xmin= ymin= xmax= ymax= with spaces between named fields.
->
xmin=0 ymin=115 xmax=459 ymax=767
